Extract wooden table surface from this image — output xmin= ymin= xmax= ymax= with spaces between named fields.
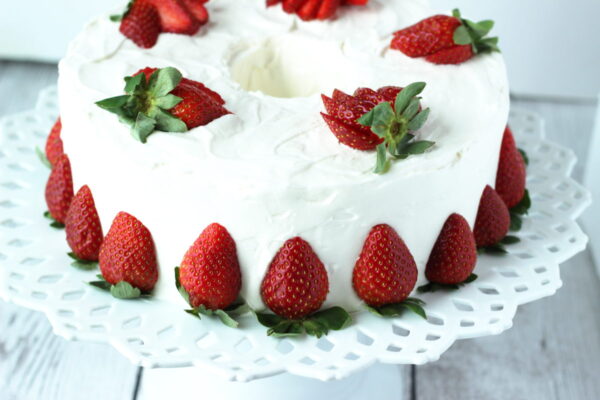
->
xmin=0 ymin=61 xmax=599 ymax=400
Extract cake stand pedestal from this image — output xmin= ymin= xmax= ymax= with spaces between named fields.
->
xmin=138 ymin=363 xmax=403 ymax=400
xmin=0 ymin=87 xmax=591 ymax=397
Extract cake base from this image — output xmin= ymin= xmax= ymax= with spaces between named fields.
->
xmin=138 ymin=363 xmax=404 ymax=400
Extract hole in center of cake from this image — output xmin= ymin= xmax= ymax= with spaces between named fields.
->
xmin=229 ymin=35 xmax=355 ymax=98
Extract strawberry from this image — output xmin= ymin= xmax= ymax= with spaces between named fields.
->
xmin=317 ymin=0 xmax=341 ymax=20
xmin=119 ymin=0 xmax=161 ymax=49
xmin=179 ymin=223 xmax=242 ymax=310
xmin=65 ymin=185 xmax=104 ymax=261
xmin=268 ymin=0 xmax=367 ymax=21
xmin=353 ymin=224 xmax=418 ymax=307
xmin=98 ymin=212 xmax=158 ymax=292
xmin=97 ymin=67 xmax=229 ymax=143
xmin=181 ymin=0 xmax=209 ymax=25
xmin=170 ymin=82 xmax=229 ymax=129
xmin=425 ymin=44 xmax=473 ymax=65
xmin=391 ymin=14 xmax=461 ymax=57
xmin=425 ymin=213 xmax=477 ymax=285
xmin=146 ymin=0 xmax=200 ymax=34
xmin=261 ymin=237 xmax=329 ymax=320
xmin=321 ymin=82 xmax=434 ymax=173
xmin=45 ymin=118 xmax=64 ymax=167
xmin=391 ymin=9 xmax=499 ymax=65
xmin=45 ymin=154 xmax=74 ymax=225
xmin=474 ymin=185 xmax=510 ymax=248
xmin=495 ymin=126 xmax=526 ymax=208
xmin=297 ymin=0 xmax=321 ymax=21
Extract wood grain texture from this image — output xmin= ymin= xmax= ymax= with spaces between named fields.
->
xmin=0 ymin=62 xmax=599 ymax=399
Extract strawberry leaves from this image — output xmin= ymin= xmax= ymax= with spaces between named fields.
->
xmin=68 ymin=252 xmax=98 ymax=271
xmin=256 ymin=307 xmax=352 ymax=338
xmin=357 ymin=82 xmax=434 ymax=174
xmin=366 ymin=297 xmax=427 ymax=319
xmin=96 ymin=67 xmax=187 ymax=143
xmin=174 ymin=267 xmax=249 ymax=328
xmin=43 ymin=211 xmax=64 ymax=229
xmin=418 ymin=273 xmax=478 ymax=293
xmin=451 ymin=9 xmax=499 ymax=55
xmin=89 ymin=274 xmax=149 ymax=299
xmin=509 ymin=189 xmax=531 ymax=231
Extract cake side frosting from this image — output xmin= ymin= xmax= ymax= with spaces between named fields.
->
xmin=57 ymin=0 xmax=510 ymax=311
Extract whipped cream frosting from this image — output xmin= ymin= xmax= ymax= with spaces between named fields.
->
xmin=57 ymin=0 xmax=510 ymax=311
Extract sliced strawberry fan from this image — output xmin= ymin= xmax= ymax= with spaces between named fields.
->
xmin=391 ymin=9 xmax=499 ymax=65
xmin=267 ymin=0 xmax=369 ymax=22
xmin=321 ymin=82 xmax=434 ymax=174
xmin=113 ymin=0 xmax=210 ymax=49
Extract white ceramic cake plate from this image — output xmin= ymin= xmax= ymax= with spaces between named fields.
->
xmin=0 ymin=87 xmax=591 ymax=399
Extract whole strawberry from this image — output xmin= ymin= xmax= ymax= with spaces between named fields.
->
xmin=261 ymin=237 xmax=328 ymax=320
xmin=96 ymin=67 xmax=229 ymax=143
xmin=474 ymin=185 xmax=510 ymax=248
xmin=98 ymin=212 xmax=158 ymax=293
xmin=353 ymin=224 xmax=417 ymax=307
xmin=65 ymin=185 xmax=103 ymax=261
xmin=257 ymin=237 xmax=351 ymax=337
xmin=321 ymin=82 xmax=434 ymax=173
xmin=496 ymin=126 xmax=526 ymax=208
xmin=391 ymin=9 xmax=499 ymax=65
xmin=45 ymin=118 xmax=64 ymax=167
xmin=425 ymin=213 xmax=477 ymax=285
xmin=119 ymin=0 xmax=161 ymax=49
xmin=179 ymin=223 xmax=242 ymax=310
xmin=45 ymin=154 xmax=74 ymax=225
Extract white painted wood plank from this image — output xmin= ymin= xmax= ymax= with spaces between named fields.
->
xmin=0 ymin=302 xmax=140 ymax=400
xmin=415 ymin=99 xmax=600 ymax=399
